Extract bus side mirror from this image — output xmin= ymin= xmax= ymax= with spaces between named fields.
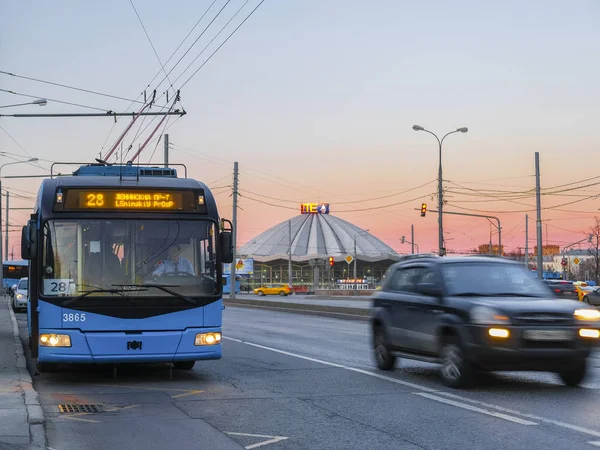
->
xmin=21 ymin=225 xmax=31 ymax=260
xmin=21 ymin=221 xmax=38 ymax=260
xmin=221 ymin=231 xmax=234 ymax=264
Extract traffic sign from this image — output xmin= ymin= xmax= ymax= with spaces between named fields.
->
xmin=573 ymin=257 xmax=581 ymax=266
xmin=345 ymin=255 xmax=354 ymax=264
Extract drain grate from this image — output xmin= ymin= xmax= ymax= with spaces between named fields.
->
xmin=58 ymin=404 xmax=103 ymax=414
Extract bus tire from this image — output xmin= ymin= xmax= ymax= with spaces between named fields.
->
xmin=173 ymin=361 xmax=195 ymax=370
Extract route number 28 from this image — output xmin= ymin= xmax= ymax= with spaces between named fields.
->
xmin=86 ymin=193 xmax=105 ymax=207
xmin=63 ymin=313 xmax=86 ymax=322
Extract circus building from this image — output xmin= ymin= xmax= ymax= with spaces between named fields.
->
xmin=237 ymin=202 xmax=400 ymax=293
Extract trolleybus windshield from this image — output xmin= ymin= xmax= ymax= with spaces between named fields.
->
xmin=41 ymin=219 xmax=219 ymax=303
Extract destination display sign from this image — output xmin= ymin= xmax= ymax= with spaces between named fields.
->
xmin=300 ymin=203 xmax=330 ymax=214
xmin=59 ymin=189 xmax=202 ymax=212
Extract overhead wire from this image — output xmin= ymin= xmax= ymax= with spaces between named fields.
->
xmin=0 ymin=70 xmax=169 ymax=108
xmin=0 ymin=88 xmax=111 ymax=112
xmin=179 ymin=0 xmax=267 ymax=90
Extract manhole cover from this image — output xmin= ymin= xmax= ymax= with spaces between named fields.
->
xmin=58 ymin=404 xmax=103 ymax=414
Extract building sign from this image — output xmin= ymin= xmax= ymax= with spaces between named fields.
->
xmin=300 ymin=203 xmax=329 ymax=214
xmin=223 ymin=258 xmax=254 ymax=275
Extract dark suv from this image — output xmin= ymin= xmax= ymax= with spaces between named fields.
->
xmin=371 ymin=255 xmax=600 ymax=388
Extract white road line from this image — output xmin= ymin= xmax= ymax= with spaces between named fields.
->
xmin=224 ymin=336 xmax=600 ymax=438
xmin=435 ymin=391 xmax=600 ymax=439
xmin=414 ymin=392 xmax=538 ymax=426
xmin=588 ymin=442 xmax=600 ymax=447
xmin=223 ymin=337 xmax=437 ymax=392
xmin=225 ymin=432 xmax=289 ymax=449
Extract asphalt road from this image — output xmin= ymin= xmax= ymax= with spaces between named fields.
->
xmin=16 ymin=307 xmax=600 ymax=450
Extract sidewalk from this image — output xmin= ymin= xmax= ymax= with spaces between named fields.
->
xmin=0 ymin=296 xmax=45 ymax=449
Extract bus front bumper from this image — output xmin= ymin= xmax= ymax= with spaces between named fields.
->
xmin=36 ymin=327 xmax=222 ymax=364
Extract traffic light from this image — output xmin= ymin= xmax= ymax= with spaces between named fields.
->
xmin=329 ymin=256 xmax=334 ymax=267
xmin=421 ymin=203 xmax=427 ymax=217
xmin=401 ymin=236 xmax=405 ymax=243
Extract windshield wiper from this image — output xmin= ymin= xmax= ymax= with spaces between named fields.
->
xmin=115 ymin=284 xmax=196 ymax=305
xmin=63 ymin=287 xmax=146 ymax=306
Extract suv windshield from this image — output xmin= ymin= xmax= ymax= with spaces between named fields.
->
xmin=18 ymin=279 xmax=27 ymax=290
xmin=41 ymin=219 xmax=219 ymax=301
xmin=441 ymin=262 xmax=551 ymax=297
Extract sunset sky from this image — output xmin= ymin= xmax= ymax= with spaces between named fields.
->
xmin=1 ymin=0 xmax=599 ymax=258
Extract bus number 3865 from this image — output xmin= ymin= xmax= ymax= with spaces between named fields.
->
xmin=63 ymin=313 xmax=86 ymax=322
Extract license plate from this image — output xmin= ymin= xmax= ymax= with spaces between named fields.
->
xmin=523 ymin=330 xmax=573 ymax=341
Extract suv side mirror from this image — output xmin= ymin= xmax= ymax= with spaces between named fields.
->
xmin=416 ymin=282 xmax=442 ymax=297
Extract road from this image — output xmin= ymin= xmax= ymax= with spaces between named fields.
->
xmin=16 ymin=307 xmax=600 ymax=450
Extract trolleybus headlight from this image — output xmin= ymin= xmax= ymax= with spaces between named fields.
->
xmin=195 ymin=332 xmax=221 ymax=346
xmin=39 ymin=334 xmax=71 ymax=347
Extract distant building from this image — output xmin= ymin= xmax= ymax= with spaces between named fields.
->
xmin=238 ymin=212 xmax=399 ymax=291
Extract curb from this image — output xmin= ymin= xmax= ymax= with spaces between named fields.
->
xmin=7 ymin=297 xmax=46 ymax=449
xmin=223 ymin=300 xmax=370 ymax=322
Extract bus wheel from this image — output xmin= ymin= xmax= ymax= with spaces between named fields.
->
xmin=173 ymin=361 xmax=195 ymax=370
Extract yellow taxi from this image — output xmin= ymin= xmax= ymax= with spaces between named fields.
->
xmin=253 ymin=283 xmax=291 ymax=297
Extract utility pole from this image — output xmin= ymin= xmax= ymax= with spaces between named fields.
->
xmin=535 ymin=152 xmax=543 ymax=279
xmin=4 ymin=191 xmax=8 ymax=261
xmin=411 ymin=224 xmax=415 ymax=255
xmin=525 ymin=214 xmax=529 ymax=269
xmin=163 ymin=134 xmax=169 ymax=168
xmin=229 ymin=162 xmax=239 ymax=299
xmin=288 ymin=219 xmax=293 ymax=294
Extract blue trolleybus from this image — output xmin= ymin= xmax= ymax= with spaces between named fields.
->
xmin=3 ymin=260 xmax=28 ymax=292
xmin=21 ymin=163 xmax=233 ymax=373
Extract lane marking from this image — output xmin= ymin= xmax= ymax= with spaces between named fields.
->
xmin=588 ymin=442 xmax=600 ymax=447
xmin=225 ymin=432 xmax=289 ymax=449
xmin=223 ymin=337 xmax=437 ymax=393
xmin=94 ymin=384 xmax=203 ymax=399
xmin=224 ymin=336 xmax=600 ymax=437
xmin=414 ymin=392 xmax=538 ymax=426
xmin=435 ymin=391 xmax=600 ymax=439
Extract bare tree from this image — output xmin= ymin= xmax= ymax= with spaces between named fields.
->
xmin=588 ymin=217 xmax=600 ymax=284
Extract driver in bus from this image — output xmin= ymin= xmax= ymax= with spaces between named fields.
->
xmin=152 ymin=244 xmax=195 ymax=278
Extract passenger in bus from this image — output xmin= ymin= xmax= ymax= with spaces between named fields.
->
xmin=86 ymin=240 xmax=123 ymax=287
xmin=153 ymin=245 xmax=195 ymax=277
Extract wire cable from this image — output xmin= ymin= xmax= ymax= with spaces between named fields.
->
xmin=179 ymin=0 xmax=266 ymax=89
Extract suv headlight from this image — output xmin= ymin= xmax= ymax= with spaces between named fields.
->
xmin=470 ymin=306 xmax=510 ymax=325
xmin=574 ymin=309 xmax=600 ymax=321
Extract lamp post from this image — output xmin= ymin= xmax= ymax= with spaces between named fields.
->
xmin=353 ymin=229 xmax=369 ymax=294
xmin=0 ymin=158 xmax=38 ymax=294
xmin=0 ymin=99 xmax=47 ymax=109
xmin=412 ymin=125 xmax=468 ymax=256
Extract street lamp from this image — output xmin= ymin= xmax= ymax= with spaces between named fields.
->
xmin=0 ymin=99 xmax=47 ymax=109
xmin=412 ymin=125 xmax=468 ymax=256
xmin=0 ymin=158 xmax=39 ymax=293
xmin=353 ymin=229 xmax=369 ymax=294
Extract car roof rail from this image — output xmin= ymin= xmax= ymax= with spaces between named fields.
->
xmin=397 ymin=253 xmax=437 ymax=261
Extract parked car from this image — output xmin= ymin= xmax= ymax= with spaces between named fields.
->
xmin=254 ymin=283 xmax=291 ymax=296
xmin=371 ymin=255 xmax=600 ymax=388
xmin=11 ymin=277 xmax=28 ymax=311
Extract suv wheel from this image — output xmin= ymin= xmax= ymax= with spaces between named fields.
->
xmin=279 ymin=291 xmax=287 ymax=296
xmin=440 ymin=336 xmax=473 ymax=388
xmin=558 ymin=359 xmax=587 ymax=387
xmin=373 ymin=325 xmax=396 ymax=370
xmin=582 ymin=295 xmax=589 ymax=304
xmin=257 ymin=291 xmax=265 ymax=296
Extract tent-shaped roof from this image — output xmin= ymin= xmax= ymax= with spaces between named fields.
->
xmin=238 ymin=214 xmax=399 ymax=263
